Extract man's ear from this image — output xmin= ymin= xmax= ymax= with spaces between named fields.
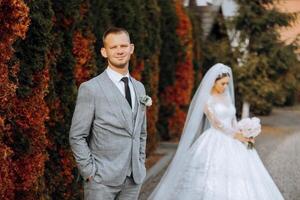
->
xmin=130 ymin=44 xmax=134 ymax=54
xmin=101 ymin=47 xmax=107 ymax=58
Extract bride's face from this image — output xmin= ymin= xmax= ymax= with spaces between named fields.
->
xmin=213 ymin=76 xmax=230 ymax=94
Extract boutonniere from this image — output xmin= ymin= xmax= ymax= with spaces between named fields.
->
xmin=139 ymin=95 xmax=152 ymax=107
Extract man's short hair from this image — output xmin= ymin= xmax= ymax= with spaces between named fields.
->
xmin=102 ymin=27 xmax=131 ymax=45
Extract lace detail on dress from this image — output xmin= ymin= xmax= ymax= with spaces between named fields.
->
xmin=204 ymin=94 xmax=238 ymax=136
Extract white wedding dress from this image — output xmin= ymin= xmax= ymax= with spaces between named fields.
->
xmin=149 ymin=63 xmax=284 ymax=200
xmin=162 ymin=94 xmax=284 ymax=200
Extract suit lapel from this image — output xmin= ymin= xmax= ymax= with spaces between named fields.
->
xmin=131 ymin=78 xmax=142 ymax=135
xmin=97 ymin=72 xmax=133 ymax=134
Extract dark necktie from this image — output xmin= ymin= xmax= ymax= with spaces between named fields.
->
xmin=121 ymin=77 xmax=132 ymax=108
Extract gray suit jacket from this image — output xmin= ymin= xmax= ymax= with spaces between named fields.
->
xmin=69 ymin=70 xmax=147 ymax=186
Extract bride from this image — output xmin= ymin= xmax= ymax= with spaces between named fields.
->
xmin=148 ymin=63 xmax=284 ymax=200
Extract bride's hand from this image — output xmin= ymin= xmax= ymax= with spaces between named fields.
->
xmin=234 ymin=132 xmax=249 ymax=143
xmin=249 ymin=137 xmax=255 ymax=144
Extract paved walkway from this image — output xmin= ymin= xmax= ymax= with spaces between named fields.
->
xmin=139 ymin=105 xmax=300 ymax=200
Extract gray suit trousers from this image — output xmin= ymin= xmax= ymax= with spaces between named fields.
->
xmin=84 ymin=175 xmax=141 ymax=200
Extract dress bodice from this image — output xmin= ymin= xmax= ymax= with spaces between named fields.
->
xmin=209 ymin=96 xmax=235 ymax=124
xmin=204 ymin=94 xmax=237 ymax=136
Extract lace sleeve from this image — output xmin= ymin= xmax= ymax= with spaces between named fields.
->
xmin=204 ymin=101 xmax=237 ymax=137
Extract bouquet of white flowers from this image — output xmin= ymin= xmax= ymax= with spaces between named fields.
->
xmin=237 ymin=117 xmax=261 ymax=149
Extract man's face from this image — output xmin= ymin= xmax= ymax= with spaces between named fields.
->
xmin=101 ymin=32 xmax=134 ymax=69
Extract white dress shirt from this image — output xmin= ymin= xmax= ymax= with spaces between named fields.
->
xmin=106 ymin=67 xmax=136 ymax=111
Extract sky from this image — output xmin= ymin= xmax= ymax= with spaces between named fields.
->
xmin=276 ymin=0 xmax=300 ymax=45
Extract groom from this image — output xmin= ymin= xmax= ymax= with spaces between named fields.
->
xmin=69 ymin=27 xmax=148 ymax=200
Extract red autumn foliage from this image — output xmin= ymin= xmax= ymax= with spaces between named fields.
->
xmin=73 ymin=30 xmax=97 ymax=86
xmin=11 ymin=68 xmax=50 ymax=198
xmin=0 ymin=0 xmax=30 ymax=199
xmin=162 ymin=1 xmax=194 ymax=139
xmin=167 ymin=106 xmax=187 ymax=139
xmin=0 ymin=0 xmax=29 ymax=64
xmin=0 ymin=61 xmax=19 ymax=200
xmin=131 ymin=59 xmax=145 ymax=81
xmin=59 ymin=149 xmax=76 ymax=187
xmin=0 ymin=143 xmax=14 ymax=200
xmin=14 ymin=153 xmax=48 ymax=191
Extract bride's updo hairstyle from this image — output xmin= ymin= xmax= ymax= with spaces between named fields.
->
xmin=215 ymin=72 xmax=230 ymax=81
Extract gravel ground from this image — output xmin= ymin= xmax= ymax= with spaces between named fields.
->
xmin=256 ymin=105 xmax=300 ymax=200
xmin=139 ymin=105 xmax=300 ymax=200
